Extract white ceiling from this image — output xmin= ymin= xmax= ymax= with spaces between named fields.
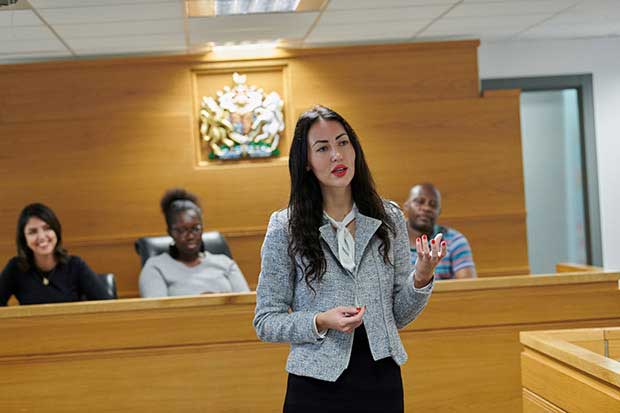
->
xmin=0 ymin=0 xmax=618 ymax=64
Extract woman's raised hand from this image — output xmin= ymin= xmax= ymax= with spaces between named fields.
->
xmin=316 ymin=306 xmax=366 ymax=333
xmin=414 ymin=233 xmax=447 ymax=288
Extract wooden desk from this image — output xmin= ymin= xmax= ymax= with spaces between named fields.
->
xmin=1 ymin=272 xmax=619 ymax=412
xmin=520 ymin=327 xmax=620 ymax=412
xmin=556 ymin=262 xmax=604 ymax=273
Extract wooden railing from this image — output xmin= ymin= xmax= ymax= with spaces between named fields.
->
xmin=555 ymin=262 xmax=605 ymax=273
xmin=520 ymin=327 xmax=620 ymax=412
xmin=1 ymin=271 xmax=620 ymax=412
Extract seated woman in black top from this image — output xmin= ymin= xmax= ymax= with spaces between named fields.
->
xmin=0 ymin=203 xmax=114 ymax=306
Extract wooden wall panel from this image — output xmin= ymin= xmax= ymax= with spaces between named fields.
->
xmin=289 ymin=44 xmax=480 ymax=109
xmin=1 ymin=63 xmax=192 ymax=122
xmin=0 ymin=40 xmax=527 ymax=298
xmin=225 ymin=232 xmax=265 ymax=289
xmin=0 ymin=342 xmax=289 ymax=413
xmin=69 ymin=239 xmax=142 ymax=296
xmin=445 ymin=214 xmax=529 ymax=276
xmin=521 ymin=349 xmax=620 ymax=412
xmin=408 ymin=320 xmax=619 ymax=412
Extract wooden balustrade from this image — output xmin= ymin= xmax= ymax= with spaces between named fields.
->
xmin=521 ymin=327 xmax=620 ymax=412
xmin=1 ymin=271 xmax=620 ymax=411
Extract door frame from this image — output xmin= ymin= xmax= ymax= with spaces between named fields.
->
xmin=482 ymin=74 xmax=601 ymax=266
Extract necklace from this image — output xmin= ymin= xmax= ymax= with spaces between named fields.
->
xmin=37 ymin=268 xmax=53 ymax=286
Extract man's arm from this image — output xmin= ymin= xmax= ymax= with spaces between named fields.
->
xmin=448 ymin=229 xmax=477 ymax=279
xmin=454 ymin=266 xmax=476 ymax=279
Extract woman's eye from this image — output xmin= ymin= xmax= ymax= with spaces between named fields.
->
xmin=317 ymin=146 xmax=327 ymax=152
xmin=339 ymin=140 xmax=349 ymax=146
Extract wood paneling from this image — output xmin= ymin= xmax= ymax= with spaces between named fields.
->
xmin=289 ymin=44 xmax=479 ymax=109
xmin=521 ymin=348 xmax=620 ymax=412
xmin=606 ymin=328 xmax=620 ymax=360
xmin=520 ymin=327 xmax=620 ymax=412
xmin=0 ymin=40 xmax=527 ymax=298
xmin=1 ymin=272 xmax=620 ymax=412
xmin=523 ymin=388 xmax=567 ymax=413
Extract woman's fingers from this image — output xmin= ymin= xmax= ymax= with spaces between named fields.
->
xmin=418 ymin=233 xmax=444 ymax=261
xmin=422 ymin=234 xmax=430 ymax=256
xmin=416 ymin=234 xmax=430 ymax=260
xmin=414 ymin=233 xmax=448 ymax=283
xmin=342 ymin=305 xmax=364 ymax=321
xmin=336 ymin=305 xmax=365 ymax=332
xmin=415 ymin=236 xmax=423 ymax=258
xmin=338 ymin=306 xmax=360 ymax=317
xmin=431 ymin=233 xmax=445 ymax=258
xmin=430 ymin=237 xmax=438 ymax=258
xmin=433 ymin=233 xmax=443 ymax=254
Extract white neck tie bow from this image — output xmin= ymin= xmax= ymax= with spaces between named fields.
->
xmin=324 ymin=205 xmax=357 ymax=273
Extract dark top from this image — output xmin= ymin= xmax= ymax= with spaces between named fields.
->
xmin=0 ymin=256 xmax=114 ymax=306
xmin=284 ymin=324 xmax=403 ymax=413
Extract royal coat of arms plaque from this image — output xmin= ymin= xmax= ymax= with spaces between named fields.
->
xmin=199 ymin=72 xmax=284 ymax=160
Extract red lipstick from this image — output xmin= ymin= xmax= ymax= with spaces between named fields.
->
xmin=331 ymin=164 xmax=348 ymax=177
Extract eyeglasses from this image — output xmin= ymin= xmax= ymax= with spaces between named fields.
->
xmin=171 ymin=225 xmax=202 ymax=237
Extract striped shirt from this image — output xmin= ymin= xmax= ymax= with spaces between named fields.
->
xmin=410 ymin=225 xmax=476 ymax=280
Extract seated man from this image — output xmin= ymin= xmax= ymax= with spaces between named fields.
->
xmin=404 ymin=183 xmax=476 ymax=280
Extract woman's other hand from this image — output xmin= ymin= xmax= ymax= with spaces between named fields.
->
xmin=414 ymin=233 xmax=447 ymax=288
xmin=316 ymin=305 xmax=366 ymax=333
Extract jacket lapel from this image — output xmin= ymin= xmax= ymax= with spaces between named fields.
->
xmin=354 ymin=212 xmax=382 ymax=270
xmin=319 ymin=211 xmax=382 ymax=275
xmin=319 ymin=222 xmax=341 ymax=266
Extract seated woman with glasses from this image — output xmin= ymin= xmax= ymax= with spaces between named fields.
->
xmin=1 ymin=203 xmax=114 ymax=306
xmin=139 ymin=188 xmax=250 ymax=298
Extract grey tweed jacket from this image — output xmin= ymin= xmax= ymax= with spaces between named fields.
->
xmin=253 ymin=201 xmax=433 ymax=382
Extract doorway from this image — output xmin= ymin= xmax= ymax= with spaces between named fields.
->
xmin=482 ymin=75 xmax=601 ymax=273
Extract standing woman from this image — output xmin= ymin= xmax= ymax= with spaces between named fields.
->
xmin=0 ymin=203 xmax=114 ymax=306
xmin=253 ymin=105 xmax=446 ymax=412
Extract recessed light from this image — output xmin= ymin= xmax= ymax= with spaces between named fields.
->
xmin=186 ymin=0 xmax=324 ymax=17
xmin=211 ymin=41 xmax=279 ymax=52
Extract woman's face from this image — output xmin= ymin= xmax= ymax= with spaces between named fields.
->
xmin=24 ymin=216 xmax=58 ymax=259
xmin=306 ymin=119 xmax=356 ymax=192
xmin=169 ymin=209 xmax=203 ymax=257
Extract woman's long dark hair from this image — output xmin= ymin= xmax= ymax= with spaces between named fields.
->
xmin=287 ymin=105 xmax=394 ymax=289
xmin=16 ymin=203 xmax=69 ymax=271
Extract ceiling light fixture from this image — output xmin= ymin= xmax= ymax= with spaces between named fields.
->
xmin=211 ymin=40 xmax=279 ymax=52
xmin=187 ymin=0 xmax=316 ymax=17
xmin=216 ymin=0 xmax=300 ymax=16
xmin=0 ymin=0 xmax=19 ymax=8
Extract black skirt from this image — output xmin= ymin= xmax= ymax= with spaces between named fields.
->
xmin=283 ymin=324 xmax=404 ymax=413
